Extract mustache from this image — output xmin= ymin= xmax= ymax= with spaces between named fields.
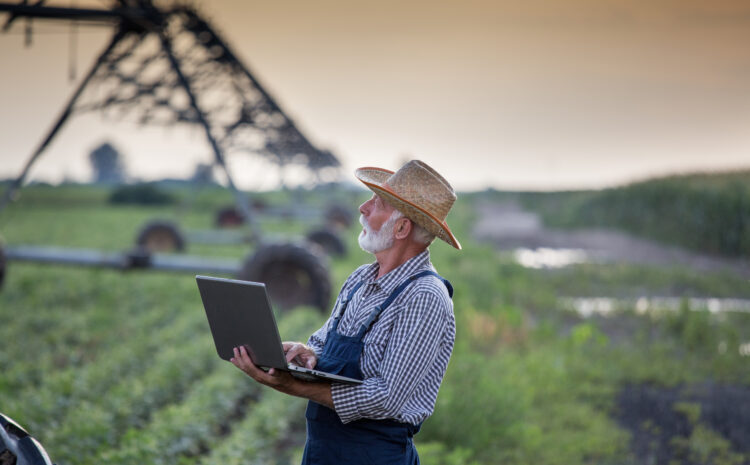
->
xmin=359 ymin=214 xmax=371 ymax=231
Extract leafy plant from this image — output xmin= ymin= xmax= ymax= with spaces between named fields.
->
xmin=108 ymin=183 xmax=176 ymax=206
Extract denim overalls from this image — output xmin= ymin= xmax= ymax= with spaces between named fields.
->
xmin=302 ymin=270 xmax=453 ymax=465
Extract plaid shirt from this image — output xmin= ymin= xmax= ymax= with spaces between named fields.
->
xmin=307 ymin=250 xmax=455 ymax=425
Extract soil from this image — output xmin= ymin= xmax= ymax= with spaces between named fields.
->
xmin=616 ymin=383 xmax=750 ymax=465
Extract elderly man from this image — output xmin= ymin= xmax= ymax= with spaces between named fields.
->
xmin=230 ymin=160 xmax=461 ymax=464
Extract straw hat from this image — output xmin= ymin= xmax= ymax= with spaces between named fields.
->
xmin=355 ymin=160 xmax=461 ymax=250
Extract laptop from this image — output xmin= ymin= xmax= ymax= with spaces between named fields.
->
xmin=196 ymin=275 xmax=362 ymax=385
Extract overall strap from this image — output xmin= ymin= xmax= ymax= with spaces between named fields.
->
xmin=356 ymin=270 xmax=453 ymax=337
xmin=330 ymin=280 xmax=366 ymax=330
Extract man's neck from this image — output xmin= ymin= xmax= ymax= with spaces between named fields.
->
xmin=373 ymin=243 xmax=428 ymax=279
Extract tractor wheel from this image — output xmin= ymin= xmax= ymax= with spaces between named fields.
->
xmin=306 ymin=227 xmax=347 ymax=258
xmin=135 ymin=220 xmax=185 ymax=253
xmin=238 ymin=242 xmax=331 ymax=312
xmin=324 ymin=203 xmax=354 ymax=229
xmin=251 ymin=198 xmax=268 ymax=212
xmin=215 ymin=206 xmax=245 ymax=228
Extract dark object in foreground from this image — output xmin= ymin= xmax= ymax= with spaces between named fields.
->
xmin=0 ymin=412 xmax=54 ymax=465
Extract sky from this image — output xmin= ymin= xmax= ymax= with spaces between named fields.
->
xmin=1 ymin=0 xmax=750 ymax=191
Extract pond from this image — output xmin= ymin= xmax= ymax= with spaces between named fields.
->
xmin=560 ymin=296 xmax=750 ymax=317
xmin=512 ymin=247 xmax=591 ymax=268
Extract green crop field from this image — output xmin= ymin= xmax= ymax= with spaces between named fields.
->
xmin=1 ymin=183 xmax=749 ymax=464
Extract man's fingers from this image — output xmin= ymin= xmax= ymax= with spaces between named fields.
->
xmin=286 ymin=347 xmax=317 ymax=369
xmin=230 ymin=346 xmax=298 ymax=394
xmin=285 ymin=343 xmax=308 ymax=364
xmin=233 ymin=346 xmax=261 ymax=375
xmin=281 ymin=343 xmax=318 ymax=368
xmin=231 ymin=347 xmax=241 ymax=366
xmin=239 ymin=345 xmax=255 ymax=365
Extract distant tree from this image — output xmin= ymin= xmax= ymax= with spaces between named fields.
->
xmin=89 ymin=142 xmax=126 ymax=184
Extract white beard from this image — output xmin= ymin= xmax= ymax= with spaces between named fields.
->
xmin=358 ymin=211 xmax=400 ymax=254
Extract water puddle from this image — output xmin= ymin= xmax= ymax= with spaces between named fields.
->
xmin=560 ymin=297 xmax=750 ymax=317
xmin=562 ymin=297 xmax=750 ymax=356
xmin=513 ymin=247 xmax=591 ymax=268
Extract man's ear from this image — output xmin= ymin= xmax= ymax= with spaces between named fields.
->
xmin=394 ymin=217 xmax=412 ymax=240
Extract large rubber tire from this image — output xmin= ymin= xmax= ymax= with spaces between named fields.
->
xmin=215 ymin=206 xmax=245 ymax=229
xmin=324 ymin=203 xmax=354 ymax=229
xmin=135 ymin=220 xmax=185 ymax=253
xmin=237 ymin=242 xmax=331 ymax=312
xmin=306 ymin=227 xmax=347 ymax=258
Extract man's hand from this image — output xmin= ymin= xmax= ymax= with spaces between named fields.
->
xmin=230 ymin=345 xmax=298 ymax=395
xmin=283 ymin=342 xmax=317 ymax=369
xmin=230 ymin=345 xmax=334 ymax=409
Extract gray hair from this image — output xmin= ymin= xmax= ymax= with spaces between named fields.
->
xmin=412 ymin=222 xmax=436 ymax=246
xmin=392 ymin=209 xmax=436 ymax=246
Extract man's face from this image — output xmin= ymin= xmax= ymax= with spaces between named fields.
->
xmin=359 ymin=194 xmax=395 ymax=232
xmin=358 ymin=194 xmax=398 ymax=254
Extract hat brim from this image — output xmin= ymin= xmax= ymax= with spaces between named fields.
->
xmin=355 ymin=167 xmax=462 ymax=250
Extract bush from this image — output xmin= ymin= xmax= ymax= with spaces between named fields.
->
xmin=522 ymin=171 xmax=750 ymax=259
xmin=108 ymin=183 xmax=176 ymax=206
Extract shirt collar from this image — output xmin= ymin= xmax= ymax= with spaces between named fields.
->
xmin=361 ymin=249 xmax=432 ymax=295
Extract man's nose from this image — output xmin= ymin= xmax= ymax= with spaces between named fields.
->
xmin=359 ymin=198 xmax=371 ymax=216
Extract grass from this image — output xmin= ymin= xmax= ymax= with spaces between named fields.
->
xmin=1 ymin=184 xmax=749 ymax=464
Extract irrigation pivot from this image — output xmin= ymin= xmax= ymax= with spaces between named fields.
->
xmin=0 ymin=0 xmax=340 ymax=218
xmin=0 ymin=1 xmax=340 ymax=310
xmin=2 ymin=242 xmax=332 ymax=311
